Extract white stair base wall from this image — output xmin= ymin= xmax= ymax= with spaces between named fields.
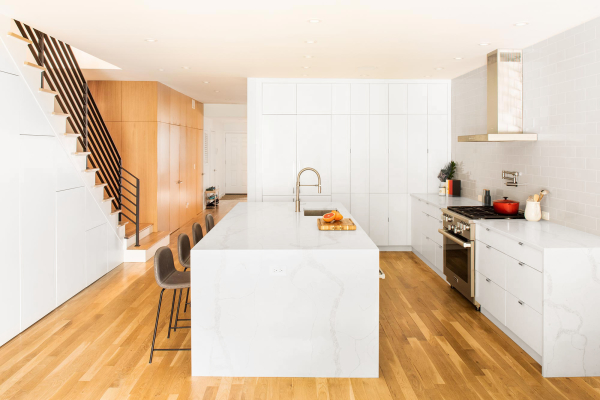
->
xmin=124 ymin=234 xmax=171 ymax=263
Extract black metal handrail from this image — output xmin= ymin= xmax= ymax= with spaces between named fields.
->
xmin=15 ymin=20 xmax=141 ymax=245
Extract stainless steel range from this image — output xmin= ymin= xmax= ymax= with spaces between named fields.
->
xmin=439 ymin=206 xmax=525 ymax=309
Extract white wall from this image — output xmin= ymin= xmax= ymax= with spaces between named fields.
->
xmin=247 ymin=78 xmax=451 ymax=248
xmin=204 ymin=103 xmax=247 ymax=118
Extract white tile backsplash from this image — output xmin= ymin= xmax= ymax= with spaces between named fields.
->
xmin=452 ymin=16 xmax=600 ymax=235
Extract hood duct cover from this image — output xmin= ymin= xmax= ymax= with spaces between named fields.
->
xmin=458 ymin=49 xmax=537 ymax=142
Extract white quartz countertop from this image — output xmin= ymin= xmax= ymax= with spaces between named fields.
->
xmin=194 ymin=202 xmax=378 ymax=251
xmin=410 ymin=193 xmax=481 ymax=208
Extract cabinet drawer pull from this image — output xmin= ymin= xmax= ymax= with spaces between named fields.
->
xmin=518 ymin=300 xmax=525 ymax=305
xmin=485 ymin=278 xmax=491 ymax=283
xmin=486 ymin=245 xmax=491 ymax=249
xmin=518 ymin=262 xmax=524 ymax=266
xmin=486 ymin=228 xmax=490 ymax=231
xmin=518 ymin=242 xmax=524 ymax=246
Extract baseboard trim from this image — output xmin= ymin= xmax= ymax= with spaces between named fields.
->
xmin=412 ymin=248 xmax=446 ymax=280
xmin=378 ymin=245 xmax=412 ymax=252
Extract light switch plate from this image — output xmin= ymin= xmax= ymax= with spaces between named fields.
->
xmin=542 ymin=211 xmax=549 ymax=220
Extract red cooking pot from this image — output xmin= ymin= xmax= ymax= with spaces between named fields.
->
xmin=493 ymin=197 xmax=520 ymax=215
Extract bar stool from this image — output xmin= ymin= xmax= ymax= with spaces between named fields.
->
xmin=205 ymin=214 xmax=214 ymax=233
xmin=192 ymin=222 xmax=203 ymax=245
xmin=149 ymin=246 xmax=191 ymax=363
xmin=177 ymin=233 xmax=192 ymax=315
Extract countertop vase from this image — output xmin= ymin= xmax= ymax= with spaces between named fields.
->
xmin=525 ymin=201 xmax=541 ymax=222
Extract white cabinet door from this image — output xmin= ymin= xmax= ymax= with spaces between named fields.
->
xmin=369 ymin=115 xmax=388 ymax=193
xmin=506 ymin=292 xmax=542 ymax=355
xmin=389 ymin=194 xmax=408 ymax=245
xmin=350 ymin=116 xmax=369 ymax=193
xmin=332 ymin=193 xmax=351 ymax=212
xmin=427 ymin=84 xmax=448 ymax=115
xmin=369 ymin=194 xmax=388 ymax=246
xmin=407 ymin=115 xmax=428 ymax=193
xmin=0 ymin=72 xmax=21 ymax=346
xmin=407 ymin=84 xmax=428 ymax=114
xmin=332 ymin=84 xmax=351 ymax=114
xmin=331 ymin=115 xmax=351 ymax=193
xmin=262 ymin=83 xmax=296 ymax=114
xmin=351 ymin=193 xmax=369 ymax=235
xmin=85 ymin=223 xmax=108 ymax=285
xmin=351 ymin=84 xmax=369 ymax=114
xmin=262 ymin=115 xmax=296 ymax=195
xmin=411 ymin=197 xmax=423 ymax=254
xmin=55 ymin=143 xmax=83 ymax=191
xmin=476 ymin=272 xmax=506 ymax=325
xmin=389 ymin=115 xmax=407 ymax=194
xmin=434 ymin=242 xmax=444 ymax=271
xmin=427 ymin=115 xmax=448 ymax=193
xmin=389 ymin=84 xmax=408 ymax=115
xmin=20 ymin=135 xmax=56 ymax=330
xmin=476 ymin=242 xmax=508 ymax=289
xmin=297 ymin=115 xmax=331 ymax=195
xmin=297 ymin=84 xmax=332 ymax=114
xmin=369 ymin=84 xmax=388 ymax=114
xmin=506 ymin=259 xmax=543 ymax=314
xmin=57 ymin=187 xmax=86 ymax=306
xmin=422 ymin=234 xmax=435 ymax=264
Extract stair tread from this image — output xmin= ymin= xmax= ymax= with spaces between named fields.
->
xmin=110 ymin=210 xmax=122 ymax=215
xmin=7 ymin=32 xmax=32 ymax=44
xmin=103 ymin=197 xmax=115 ymax=202
xmin=39 ymin=88 xmax=58 ymax=95
xmin=118 ymin=221 xmax=129 ymax=227
xmin=84 ymin=168 xmax=99 ymax=173
xmin=24 ymin=61 xmax=46 ymax=71
xmin=93 ymin=183 xmax=107 ymax=188
xmin=125 ymin=222 xmax=153 ymax=239
xmin=52 ymin=112 xmax=69 ymax=117
xmin=73 ymin=151 xmax=91 ymax=155
xmin=127 ymin=231 xmax=169 ymax=251
xmin=64 ymin=133 xmax=81 ymax=137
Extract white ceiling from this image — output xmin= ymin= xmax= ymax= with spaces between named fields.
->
xmin=2 ymin=0 xmax=599 ymax=104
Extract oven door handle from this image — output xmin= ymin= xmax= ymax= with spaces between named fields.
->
xmin=438 ymin=229 xmax=472 ymax=248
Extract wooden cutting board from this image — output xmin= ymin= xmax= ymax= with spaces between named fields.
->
xmin=317 ymin=218 xmax=357 ymax=231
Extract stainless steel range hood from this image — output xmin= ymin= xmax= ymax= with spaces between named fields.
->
xmin=458 ymin=49 xmax=537 ymax=142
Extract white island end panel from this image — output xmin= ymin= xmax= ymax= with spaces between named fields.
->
xmin=191 ymin=249 xmax=379 ymax=378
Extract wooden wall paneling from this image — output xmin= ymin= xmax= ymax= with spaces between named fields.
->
xmin=186 ymin=128 xmax=197 ymax=218
xmin=87 ymin=81 xmax=121 ymax=122
xmin=179 ymin=127 xmax=188 ymax=226
xmin=157 ymin=83 xmax=170 ymax=123
xmin=157 ymin=122 xmax=170 ymax=232
xmin=197 ymin=102 xmax=204 ymax=130
xmin=180 ymin=94 xmax=189 ymax=127
xmin=170 ymin=88 xmax=181 ymax=126
xmin=169 ymin=125 xmax=181 ymax=232
xmin=121 ymin=82 xmax=158 ymax=122
xmin=104 ymin=121 xmax=122 ymax=154
xmin=187 ymin=97 xmax=197 ymax=128
xmin=197 ymin=129 xmax=204 ymax=211
xmin=121 ymin=122 xmax=158 ymax=230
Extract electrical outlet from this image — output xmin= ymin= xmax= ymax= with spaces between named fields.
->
xmin=270 ymin=266 xmax=286 ymax=276
xmin=542 ymin=211 xmax=549 ymax=221
xmin=478 ymin=195 xmax=482 ymax=202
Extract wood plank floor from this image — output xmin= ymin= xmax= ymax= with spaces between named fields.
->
xmin=1 ymin=198 xmax=599 ymax=399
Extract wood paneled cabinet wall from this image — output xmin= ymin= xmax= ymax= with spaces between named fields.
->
xmin=89 ymin=81 xmax=204 ymax=233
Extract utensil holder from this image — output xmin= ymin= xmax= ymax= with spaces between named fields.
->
xmin=525 ymin=201 xmax=541 ymax=222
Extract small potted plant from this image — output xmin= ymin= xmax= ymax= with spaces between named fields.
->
xmin=439 ymin=161 xmax=460 ymax=197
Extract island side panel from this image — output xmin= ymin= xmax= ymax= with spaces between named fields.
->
xmin=543 ymin=248 xmax=600 ymax=377
xmin=191 ymin=249 xmax=379 ymax=378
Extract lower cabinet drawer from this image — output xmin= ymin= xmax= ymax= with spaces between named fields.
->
xmin=476 ymin=272 xmax=506 ymax=325
xmin=506 ymin=257 xmax=543 ymax=314
xmin=478 ymin=226 xmax=543 ymax=272
xmin=476 ymin=240 xmax=507 ymax=289
xmin=506 ymin=291 xmax=542 ymax=355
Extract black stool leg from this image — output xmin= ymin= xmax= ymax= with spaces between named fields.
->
xmin=174 ymin=289 xmax=183 ymax=332
xmin=184 ymin=288 xmax=190 ymax=313
xmin=149 ymin=288 xmax=165 ymax=363
xmin=167 ymin=289 xmax=177 ymax=339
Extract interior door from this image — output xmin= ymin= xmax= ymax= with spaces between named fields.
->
xmin=179 ymin=128 xmax=188 ymax=227
xmin=203 ymin=130 xmax=211 ymax=189
xmin=225 ymin=133 xmax=247 ymax=194
xmin=169 ymin=125 xmax=180 ymax=232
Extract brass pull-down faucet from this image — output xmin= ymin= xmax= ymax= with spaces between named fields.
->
xmin=295 ymin=168 xmax=321 ymax=212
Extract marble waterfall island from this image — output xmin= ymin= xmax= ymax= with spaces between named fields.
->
xmin=191 ymin=202 xmax=379 ymax=378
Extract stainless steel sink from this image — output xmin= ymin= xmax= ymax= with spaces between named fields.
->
xmin=303 ymin=209 xmax=336 ymax=217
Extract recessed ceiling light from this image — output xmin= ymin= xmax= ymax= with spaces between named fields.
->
xmin=305 ymin=40 xmax=316 ymax=44
xmin=303 ymin=66 xmax=310 ymax=69
xmin=145 ymin=38 xmax=157 ymax=42
xmin=424 ymin=75 xmax=431 ymax=78
xmin=308 ymin=19 xmax=321 ymax=23
xmin=434 ymin=67 xmax=444 ymax=70
xmin=304 ymin=55 xmax=313 ymax=59
xmin=302 ymin=74 xmax=308 ymax=77
xmin=514 ymin=22 xmax=529 ymax=26
xmin=479 ymin=43 xmax=490 ymax=46
xmin=182 ymin=66 xmax=190 ymax=69
xmin=203 ymin=81 xmax=209 ymax=84
xmin=454 ymin=57 xmax=463 ymax=60
xmin=214 ymin=90 xmax=219 ymax=93
xmin=158 ymin=68 xmax=164 ymax=71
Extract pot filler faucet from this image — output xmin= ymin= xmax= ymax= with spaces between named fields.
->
xmin=295 ymin=167 xmax=321 ymax=212
xmin=502 ymin=170 xmax=520 ymax=187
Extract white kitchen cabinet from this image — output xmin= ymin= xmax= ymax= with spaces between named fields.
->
xmin=85 ymin=223 xmax=108 ymax=285
xmin=332 ymin=84 xmax=351 ymax=114
xmin=56 ymin=187 xmax=86 ymax=306
xmin=389 ymin=115 xmax=407 ymax=194
xmin=351 ymin=193 xmax=369 ymax=234
xmin=422 ymin=234 xmax=435 ymax=265
xmin=478 ymin=227 xmax=543 ymax=272
xmin=85 ymin=188 xmax=105 ymax=231
xmin=369 ymin=115 xmax=388 ymax=193
xmin=297 ymin=115 xmax=331 ymax=195
xmin=21 ymin=82 xmax=54 ymax=137
xmin=434 ymin=242 xmax=444 ymax=271
xmin=20 ymin=135 xmax=56 ymax=330
xmin=389 ymin=194 xmax=408 ymax=245
xmin=411 ymin=197 xmax=423 ymax=254
xmin=351 ymin=84 xmax=369 ymax=114
xmin=55 ymin=142 xmax=84 ymax=191
xmin=506 ymin=292 xmax=542 ymax=355
xmin=262 ymin=195 xmax=294 ymax=202
xmin=300 ymin=195 xmax=332 ymax=202
xmin=427 ymin=84 xmax=448 ymax=115
xmin=350 ymin=116 xmax=369 ymax=193
xmin=369 ymin=194 xmax=388 ymax=246
xmin=476 ymin=241 xmax=508 ymax=289
xmin=506 ymin=258 xmax=543 ymax=314
xmin=297 ymin=84 xmax=332 ymax=114
xmin=107 ymin=226 xmax=124 ymax=271
xmin=476 ymin=271 xmax=506 ymax=325
xmin=407 ymin=115 xmax=428 ymax=193
xmin=369 ymin=84 xmax=388 ymax=114
xmin=389 ymin=84 xmax=408 ymax=114
xmin=427 ymin=115 xmax=448 ymax=193
xmin=332 ymin=194 xmax=351 ymax=211
xmin=427 ymin=214 xmax=443 ymax=246
xmin=407 ymin=84 xmax=427 ymax=114
xmin=262 ymin=115 xmax=296 ymax=195
xmin=331 ymin=115 xmax=351 ymax=193
xmin=262 ymin=83 xmax=296 ymax=114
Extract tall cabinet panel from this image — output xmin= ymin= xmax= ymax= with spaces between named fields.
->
xmin=427 ymin=115 xmax=449 ymax=193
xmin=351 ymin=193 xmax=370 ymax=235
xmin=297 ymin=115 xmax=331 ymax=195
xmin=389 ymin=84 xmax=408 ymax=115
xmin=389 ymin=194 xmax=408 ymax=245
xmin=331 ymin=115 xmax=351 ymax=194
xmin=169 ymin=125 xmax=181 ymax=232
xmin=369 ymin=115 xmax=388 ymax=193
xmin=262 ymin=115 xmax=296 ymax=196
xmin=369 ymin=194 xmax=388 ymax=246
xmin=20 ymin=135 xmax=56 ymax=330
xmin=297 ymin=84 xmax=331 ymax=114
xmin=157 ymin=122 xmax=170 ymax=232
xmin=407 ymin=115 xmax=428 ymax=193
xmin=332 ymin=84 xmax=351 ymax=114
xmin=350 ymin=84 xmax=369 ymax=115
xmin=389 ymin=115 xmax=408 ymax=194
xmin=179 ymin=129 xmax=188 ymax=226
xmin=350 ymin=116 xmax=369 ymax=193
xmin=369 ymin=84 xmax=388 ymax=114
xmin=85 ymin=223 xmax=108 ymax=285
xmin=186 ymin=128 xmax=198 ymax=220
xmin=407 ymin=84 xmax=428 ymax=114
xmin=263 ymin=84 xmax=296 ymax=114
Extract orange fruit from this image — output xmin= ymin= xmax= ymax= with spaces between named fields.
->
xmin=333 ymin=211 xmax=343 ymax=221
xmin=323 ymin=212 xmax=336 ymax=223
